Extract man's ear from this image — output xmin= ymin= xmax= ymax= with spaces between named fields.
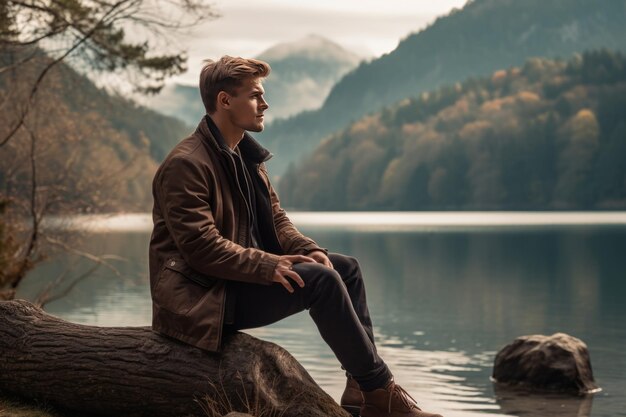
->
xmin=216 ymin=91 xmax=231 ymax=110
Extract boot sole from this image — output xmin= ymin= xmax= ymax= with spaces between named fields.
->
xmin=341 ymin=404 xmax=361 ymax=417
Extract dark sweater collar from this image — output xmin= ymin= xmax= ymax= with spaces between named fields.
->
xmin=197 ymin=115 xmax=273 ymax=164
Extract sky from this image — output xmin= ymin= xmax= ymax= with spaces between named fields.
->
xmin=171 ymin=0 xmax=468 ymax=85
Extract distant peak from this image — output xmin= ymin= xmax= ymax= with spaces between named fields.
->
xmin=257 ymin=34 xmax=361 ymax=64
xmin=302 ymin=33 xmax=326 ymax=41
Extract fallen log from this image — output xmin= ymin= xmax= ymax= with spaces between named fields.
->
xmin=0 ymin=299 xmax=349 ymax=417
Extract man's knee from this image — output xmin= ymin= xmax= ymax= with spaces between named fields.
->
xmin=295 ymin=263 xmax=346 ymax=307
xmin=297 ymin=262 xmax=343 ymax=288
xmin=329 ymin=253 xmax=362 ymax=279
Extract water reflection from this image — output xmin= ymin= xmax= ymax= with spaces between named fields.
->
xmin=17 ymin=232 xmax=151 ymax=326
xmin=17 ymin=220 xmax=626 ymax=417
xmin=245 ymin=324 xmax=508 ymax=417
xmin=493 ymin=385 xmax=594 ymax=417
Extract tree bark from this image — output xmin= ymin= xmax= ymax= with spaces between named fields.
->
xmin=0 ymin=299 xmax=349 ymax=417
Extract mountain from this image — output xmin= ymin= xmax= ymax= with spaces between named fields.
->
xmin=147 ymin=34 xmax=362 ymax=126
xmin=144 ymin=83 xmax=203 ymax=127
xmin=257 ymin=34 xmax=362 ymax=121
xmin=258 ymin=0 xmax=626 ymax=177
xmin=0 ymin=48 xmax=191 ymax=212
xmin=55 ymin=68 xmax=192 ymax=164
xmin=279 ymin=50 xmax=626 ymax=210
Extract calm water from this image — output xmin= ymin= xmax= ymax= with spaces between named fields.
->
xmin=19 ymin=213 xmax=626 ymax=417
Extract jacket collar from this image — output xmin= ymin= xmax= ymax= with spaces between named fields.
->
xmin=196 ymin=115 xmax=273 ymax=164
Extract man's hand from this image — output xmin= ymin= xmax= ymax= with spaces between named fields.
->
xmin=273 ymin=255 xmax=316 ymax=293
xmin=308 ymin=250 xmax=333 ymax=269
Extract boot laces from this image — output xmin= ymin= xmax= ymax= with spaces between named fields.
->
xmin=388 ymin=382 xmax=420 ymax=412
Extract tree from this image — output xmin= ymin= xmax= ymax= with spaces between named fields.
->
xmin=0 ymin=0 xmax=216 ymax=302
xmin=554 ymin=109 xmax=600 ymax=208
xmin=1 ymin=0 xmax=217 ymax=146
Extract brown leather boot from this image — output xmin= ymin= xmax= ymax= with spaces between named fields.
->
xmin=361 ymin=380 xmax=443 ymax=417
xmin=340 ymin=376 xmax=363 ymax=416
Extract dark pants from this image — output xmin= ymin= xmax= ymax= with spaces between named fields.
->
xmin=225 ymin=253 xmax=391 ymax=391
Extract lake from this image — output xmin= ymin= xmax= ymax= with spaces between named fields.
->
xmin=18 ymin=212 xmax=626 ymax=417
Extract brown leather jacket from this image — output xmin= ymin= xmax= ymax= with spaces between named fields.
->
xmin=149 ymin=116 xmax=323 ymax=352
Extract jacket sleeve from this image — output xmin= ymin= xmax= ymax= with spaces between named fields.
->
xmin=156 ymin=156 xmax=280 ymax=284
xmin=259 ymin=163 xmax=327 ymax=255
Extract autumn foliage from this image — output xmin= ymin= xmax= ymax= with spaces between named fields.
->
xmin=280 ymin=50 xmax=626 ymax=210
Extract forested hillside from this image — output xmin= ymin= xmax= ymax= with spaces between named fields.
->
xmin=279 ymin=50 xmax=626 ymax=210
xmin=259 ymin=0 xmax=626 ymax=176
xmin=0 ymin=49 xmax=190 ymax=212
xmin=47 ymin=58 xmax=191 ymax=163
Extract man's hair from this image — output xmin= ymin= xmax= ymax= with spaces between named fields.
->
xmin=199 ymin=56 xmax=271 ymax=114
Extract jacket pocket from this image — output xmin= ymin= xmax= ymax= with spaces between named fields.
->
xmin=153 ymin=258 xmax=215 ymax=316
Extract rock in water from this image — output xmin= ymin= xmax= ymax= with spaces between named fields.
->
xmin=0 ymin=299 xmax=350 ymax=417
xmin=492 ymin=333 xmax=600 ymax=394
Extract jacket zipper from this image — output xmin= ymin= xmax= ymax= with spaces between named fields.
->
xmin=221 ymin=149 xmax=252 ymax=247
xmin=215 ymin=149 xmax=250 ymax=352
xmin=216 ymin=288 xmax=226 ymax=352
xmin=257 ymin=164 xmax=284 ymax=253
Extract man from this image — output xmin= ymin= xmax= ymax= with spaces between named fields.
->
xmin=149 ymin=56 xmax=443 ymax=417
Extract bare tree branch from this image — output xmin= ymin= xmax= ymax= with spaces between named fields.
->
xmin=9 ymin=122 xmax=40 ymax=289
xmin=44 ymin=236 xmax=125 ymax=276
xmin=35 ymin=263 xmax=100 ymax=308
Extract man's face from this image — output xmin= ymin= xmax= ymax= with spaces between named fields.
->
xmin=226 ymin=77 xmax=269 ymax=132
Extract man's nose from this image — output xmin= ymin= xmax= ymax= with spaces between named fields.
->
xmin=260 ymin=97 xmax=269 ymax=110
